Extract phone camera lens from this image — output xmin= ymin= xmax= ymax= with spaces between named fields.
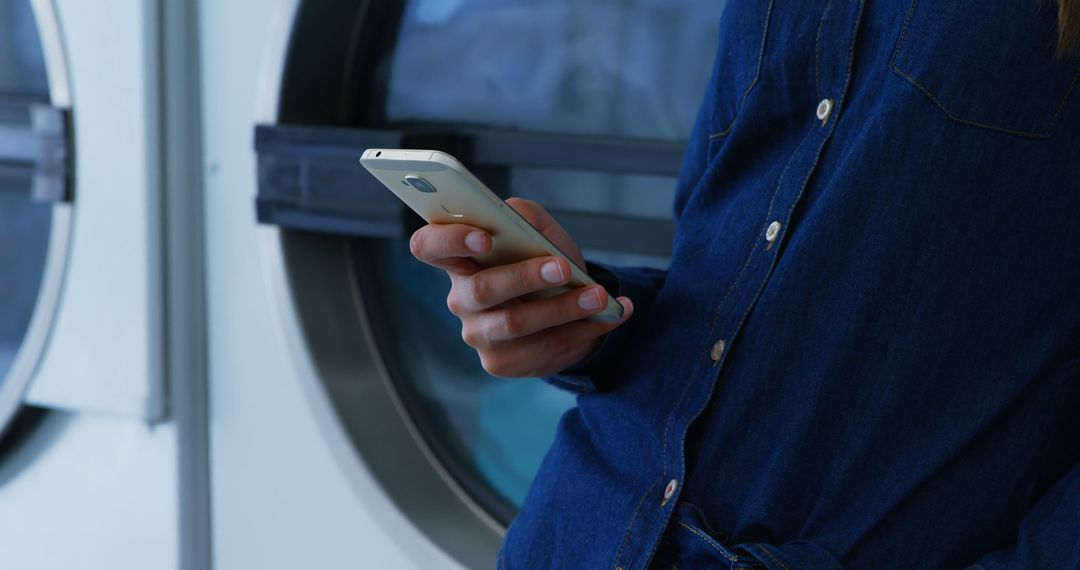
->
xmin=403 ymin=175 xmax=436 ymax=193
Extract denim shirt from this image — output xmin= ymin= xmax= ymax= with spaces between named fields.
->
xmin=500 ymin=1 xmax=1080 ymax=569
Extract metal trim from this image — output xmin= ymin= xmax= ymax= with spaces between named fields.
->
xmin=0 ymin=0 xmax=74 ymax=438
xmin=254 ymin=123 xmax=686 ymax=175
xmin=0 ymin=101 xmax=72 ymax=203
xmin=160 ymin=0 xmax=211 ymax=567
xmin=0 ymin=204 xmax=72 ymax=436
xmin=30 ymin=0 xmax=72 ymax=109
xmin=254 ymin=123 xmax=679 ymax=254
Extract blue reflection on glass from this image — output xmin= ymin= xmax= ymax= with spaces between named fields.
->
xmin=388 ymin=0 xmax=721 ymax=140
xmin=0 ymin=0 xmax=53 ymax=384
xmin=0 ymin=195 xmax=51 ymax=380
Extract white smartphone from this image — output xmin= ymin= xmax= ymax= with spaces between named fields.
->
xmin=360 ymin=148 xmax=623 ymax=323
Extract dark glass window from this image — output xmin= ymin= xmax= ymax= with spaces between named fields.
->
xmin=361 ymin=0 xmax=721 ymax=518
xmin=0 ymin=0 xmax=53 ymax=384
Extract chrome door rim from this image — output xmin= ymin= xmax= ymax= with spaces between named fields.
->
xmin=0 ymin=0 xmax=75 ymax=437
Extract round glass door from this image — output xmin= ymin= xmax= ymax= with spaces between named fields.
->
xmin=260 ymin=0 xmax=723 ymax=563
xmin=0 ymin=0 xmax=65 ymax=435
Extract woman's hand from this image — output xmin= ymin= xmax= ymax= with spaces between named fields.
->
xmin=409 ymin=198 xmax=634 ymax=378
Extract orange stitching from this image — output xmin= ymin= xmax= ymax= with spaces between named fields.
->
xmin=726 ymin=0 xmax=865 ymax=391
xmin=611 ymin=478 xmax=660 ymax=570
xmin=756 ymin=545 xmax=790 ymax=570
xmin=709 ymin=0 xmax=775 ymax=139
xmin=771 ymin=0 xmax=866 ymax=254
xmin=681 ymin=502 xmax=725 ymax=542
xmin=890 ymin=0 xmax=1078 ymax=139
xmin=708 ymin=120 xmax=737 ymax=140
xmin=709 ymin=119 xmax=803 ymax=320
xmin=889 ymin=64 xmax=1052 ymax=139
xmin=1043 ymin=60 xmax=1079 ymax=132
xmin=891 ymin=0 xmax=918 ymax=65
xmin=665 ymin=9 xmax=821 ymax=477
xmin=677 ymin=521 xmax=739 ymax=563
xmin=814 ymin=0 xmax=834 ymax=100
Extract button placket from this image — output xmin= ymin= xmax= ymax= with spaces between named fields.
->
xmin=632 ymin=4 xmax=866 ymax=569
xmin=667 ymin=6 xmax=863 ymax=562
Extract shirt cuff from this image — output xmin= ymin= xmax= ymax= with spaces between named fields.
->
xmin=543 ymin=261 xmax=666 ymax=394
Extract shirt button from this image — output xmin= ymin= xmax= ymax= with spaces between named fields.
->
xmin=710 ymin=339 xmax=726 ymax=364
xmin=816 ymin=98 xmax=833 ymax=123
xmin=663 ymin=479 xmax=679 ymax=502
xmin=765 ymin=221 xmax=782 ymax=242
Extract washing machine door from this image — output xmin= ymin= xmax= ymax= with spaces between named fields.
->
xmin=256 ymin=0 xmax=721 ymax=567
xmin=0 ymin=0 xmax=72 ymax=439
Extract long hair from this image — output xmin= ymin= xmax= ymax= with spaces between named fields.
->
xmin=1055 ymin=0 xmax=1080 ymax=57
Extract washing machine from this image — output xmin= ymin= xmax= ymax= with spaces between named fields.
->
xmin=204 ymin=0 xmax=721 ymax=568
xmin=0 ymin=0 xmax=208 ymax=568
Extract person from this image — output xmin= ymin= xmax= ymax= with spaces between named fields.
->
xmin=409 ymin=2 xmax=1080 ymax=568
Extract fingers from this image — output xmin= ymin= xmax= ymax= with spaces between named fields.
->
xmin=462 ymin=285 xmax=608 ymax=345
xmin=475 ymin=296 xmax=635 ymax=378
xmin=409 ymin=223 xmax=489 ymax=275
xmin=411 ymin=199 xmax=620 ymax=378
xmin=448 ymin=255 xmax=572 ymax=314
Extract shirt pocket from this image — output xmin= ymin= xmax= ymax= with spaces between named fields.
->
xmin=889 ymin=0 xmax=1080 ymax=139
xmin=707 ymin=0 xmax=775 ymax=144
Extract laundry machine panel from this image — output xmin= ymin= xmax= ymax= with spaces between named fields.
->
xmin=0 ymin=413 xmax=179 ymax=568
xmin=0 ymin=1 xmax=184 ymax=568
xmin=203 ymin=0 xmax=443 ymax=567
xmin=26 ymin=0 xmax=165 ymax=420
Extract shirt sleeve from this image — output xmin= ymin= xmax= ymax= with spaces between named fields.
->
xmin=967 ymin=463 xmax=1080 ymax=569
xmin=543 ymin=261 xmax=667 ymax=394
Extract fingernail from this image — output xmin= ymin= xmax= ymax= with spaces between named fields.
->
xmin=541 ymin=260 xmax=565 ymax=284
xmin=578 ymin=288 xmax=603 ymax=311
xmin=465 ymin=231 xmax=488 ymax=253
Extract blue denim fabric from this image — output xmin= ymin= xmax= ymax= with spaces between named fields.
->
xmin=500 ymin=1 xmax=1080 ymax=569
xmin=651 ymin=503 xmax=766 ymax=570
